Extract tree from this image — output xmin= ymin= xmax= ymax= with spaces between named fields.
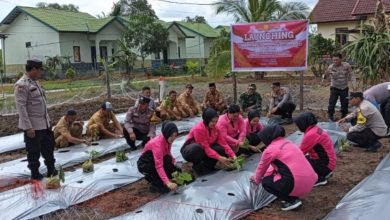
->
xmin=185 ymin=16 xmax=207 ymax=24
xmin=309 ymin=33 xmax=335 ymax=78
xmin=343 ymin=0 xmax=390 ymax=86
xmin=123 ymin=16 xmax=168 ymax=76
xmin=109 ymin=0 xmax=157 ymax=17
xmin=36 ymin=2 xmax=79 ymax=12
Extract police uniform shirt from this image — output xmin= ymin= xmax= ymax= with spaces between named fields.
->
xmin=14 ymin=75 xmax=51 ymax=130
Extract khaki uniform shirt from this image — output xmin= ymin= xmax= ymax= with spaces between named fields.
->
xmin=177 ymin=92 xmax=198 ymax=110
xmin=53 ymin=116 xmax=72 ymax=139
xmin=87 ymin=110 xmax=120 ymax=130
xmin=203 ymin=90 xmax=224 ymax=107
xmin=14 ymin=74 xmax=50 ymax=130
xmin=326 ymin=62 xmax=357 ymax=90
xmin=124 ymin=106 xmax=156 ymax=136
xmin=160 ymin=96 xmax=179 ymax=111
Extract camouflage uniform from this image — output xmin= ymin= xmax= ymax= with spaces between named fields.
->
xmin=239 ymin=92 xmax=262 ymax=112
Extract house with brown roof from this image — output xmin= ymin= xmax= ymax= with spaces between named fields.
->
xmin=310 ymin=0 xmax=390 ymax=45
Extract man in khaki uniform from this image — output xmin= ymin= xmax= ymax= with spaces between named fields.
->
xmin=87 ymin=102 xmax=123 ymax=140
xmin=14 ymin=59 xmax=56 ymax=180
xmin=158 ymin=90 xmax=183 ymax=120
xmin=177 ymin=84 xmax=200 ymax=117
xmin=54 ymin=109 xmax=90 ymax=148
xmin=202 ymin=83 xmax=226 ymax=114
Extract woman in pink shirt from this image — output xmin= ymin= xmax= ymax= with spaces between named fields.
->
xmin=181 ymin=108 xmax=236 ymax=175
xmin=137 ymin=122 xmax=179 ymax=193
xmin=242 ymin=110 xmax=264 ymax=155
xmin=294 ymin=112 xmax=336 ymax=186
xmin=251 ymin=125 xmax=317 ymax=211
xmin=216 ymin=104 xmax=246 ymax=152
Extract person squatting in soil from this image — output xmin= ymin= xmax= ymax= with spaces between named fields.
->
xmin=181 ymin=108 xmax=236 ymax=176
xmin=176 ymin=84 xmax=200 ymax=117
xmin=251 ymin=125 xmax=318 ymax=211
xmin=87 ymin=102 xmax=123 ymax=140
xmin=267 ymin=82 xmax=296 ymax=124
xmin=137 ymin=122 xmax=180 ymax=193
xmin=239 ymin=83 xmax=262 ymax=113
xmin=14 ymin=59 xmax=57 ymax=180
xmin=216 ymin=104 xmax=246 ymax=153
xmin=338 ymin=92 xmax=387 ymax=152
xmin=124 ymin=96 xmax=156 ymax=151
xmin=294 ymin=112 xmax=337 ymax=186
xmin=202 ymin=83 xmax=226 ymax=114
xmin=363 ymin=82 xmax=390 ymax=131
xmin=53 ymin=109 xmax=91 ymax=148
xmin=241 ymin=109 xmax=264 ymax=155
xmin=157 ymin=90 xmax=183 ymax=121
xmin=323 ymin=53 xmax=357 ymax=122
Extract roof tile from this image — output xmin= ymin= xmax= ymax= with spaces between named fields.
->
xmin=310 ymin=0 xmax=359 ymax=23
xmin=352 ymin=0 xmax=390 ymax=15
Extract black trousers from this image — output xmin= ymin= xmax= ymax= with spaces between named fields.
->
xmin=24 ymin=129 xmax=56 ymax=178
xmin=347 ymin=128 xmax=380 ymax=148
xmin=181 ymin=143 xmax=227 ymax=175
xmin=380 ymin=96 xmax=390 ymax=129
xmin=274 ymin=102 xmax=296 ymax=119
xmin=307 ymin=157 xmax=332 ymax=178
xmin=137 ymin=151 xmax=176 ymax=187
xmin=262 ymin=175 xmax=297 ymax=202
xmin=123 ymin=127 xmax=150 ymax=148
xmin=328 ymin=87 xmax=349 ymax=117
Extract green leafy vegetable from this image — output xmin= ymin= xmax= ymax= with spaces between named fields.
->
xmin=46 ymin=165 xmax=64 ymax=189
xmin=82 ymin=159 xmax=94 ymax=173
xmin=172 ymin=171 xmax=193 ymax=186
xmin=225 ymin=155 xmax=246 ymax=171
xmin=116 ymin=151 xmax=128 ymax=162
xmin=240 ymin=138 xmax=250 ymax=150
xmin=340 ymin=138 xmax=350 ymax=152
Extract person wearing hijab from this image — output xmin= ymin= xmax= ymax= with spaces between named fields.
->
xmin=181 ymin=108 xmax=236 ymax=175
xmin=241 ymin=109 xmax=264 ymax=155
xmin=137 ymin=122 xmax=179 ymax=193
xmin=294 ymin=112 xmax=337 ymax=186
xmin=251 ymin=125 xmax=317 ymax=211
xmin=216 ymin=104 xmax=246 ymax=153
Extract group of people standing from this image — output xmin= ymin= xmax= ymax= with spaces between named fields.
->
xmin=14 ymin=58 xmax=389 ymax=212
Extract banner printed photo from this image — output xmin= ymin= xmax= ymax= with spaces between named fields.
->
xmin=231 ymin=20 xmax=309 ymax=72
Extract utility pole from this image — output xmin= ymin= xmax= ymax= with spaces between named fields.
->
xmin=198 ymin=23 xmax=202 ymax=75
xmin=0 ymin=34 xmax=7 ymax=99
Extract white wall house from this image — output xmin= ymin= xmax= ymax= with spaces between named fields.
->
xmin=0 ymin=6 xmax=222 ymax=74
xmin=310 ymin=0 xmax=390 ymax=45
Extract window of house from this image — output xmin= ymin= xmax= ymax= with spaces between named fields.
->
xmin=335 ymin=28 xmax=348 ymax=46
xmin=73 ymin=46 xmax=81 ymax=62
xmin=178 ymin=46 xmax=181 ymax=59
xmin=155 ymin=52 xmax=161 ymax=60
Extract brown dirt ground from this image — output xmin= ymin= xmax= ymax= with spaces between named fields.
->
xmin=2 ymin=78 xmax=385 ymax=219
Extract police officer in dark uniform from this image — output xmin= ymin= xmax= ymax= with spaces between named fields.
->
xmin=14 ymin=59 xmax=57 ymax=180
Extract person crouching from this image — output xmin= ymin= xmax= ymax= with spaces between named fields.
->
xmin=250 ymin=125 xmax=317 ymax=211
xmin=137 ymin=122 xmax=180 ymax=193
xmin=181 ymin=108 xmax=236 ymax=175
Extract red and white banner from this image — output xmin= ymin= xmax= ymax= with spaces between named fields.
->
xmin=231 ymin=20 xmax=309 ymax=72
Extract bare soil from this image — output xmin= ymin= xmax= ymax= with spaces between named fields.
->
xmin=2 ymin=77 xmax=387 ymax=220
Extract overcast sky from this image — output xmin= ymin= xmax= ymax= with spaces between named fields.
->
xmin=0 ymin=0 xmax=318 ymax=27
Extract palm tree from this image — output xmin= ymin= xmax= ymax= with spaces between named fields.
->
xmin=215 ymin=0 xmax=309 ymax=22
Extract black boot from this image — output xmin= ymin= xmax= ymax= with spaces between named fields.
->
xmin=31 ymin=169 xmax=44 ymax=180
xmin=47 ymin=166 xmax=58 ymax=177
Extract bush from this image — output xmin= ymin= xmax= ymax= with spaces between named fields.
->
xmin=186 ymin=60 xmax=199 ymax=75
xmin=65 ymin=68 xmax=76 ymax=80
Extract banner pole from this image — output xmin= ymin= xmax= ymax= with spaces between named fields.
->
xmin=299 ymin=71 xmax=304 ymax=110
